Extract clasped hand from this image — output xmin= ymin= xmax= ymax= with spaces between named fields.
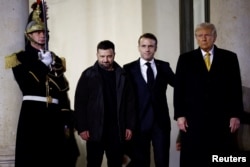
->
xmin=39 ymin=49 xmax=53 ymax=66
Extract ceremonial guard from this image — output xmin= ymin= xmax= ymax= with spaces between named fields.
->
xmin=5 ymin=1 xmax=79 ymax=167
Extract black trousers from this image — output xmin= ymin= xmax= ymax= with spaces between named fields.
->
xmin=86 ymin=136 xmax=123 ymax=167
xmin=128 ymin=122 xmax=170 ymax=167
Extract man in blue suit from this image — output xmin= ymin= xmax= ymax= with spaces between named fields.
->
xmin=123 ymin=33 xmax=175 ymax=167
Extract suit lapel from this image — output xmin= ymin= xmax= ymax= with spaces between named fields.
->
xmin=209 ymin=46 xmax=221 ymax=73
xmin=194 ymin=49 xmax=210 ymax=73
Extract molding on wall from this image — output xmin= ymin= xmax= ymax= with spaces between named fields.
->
xmin=0 ymin=155 xmax=14 ymax=167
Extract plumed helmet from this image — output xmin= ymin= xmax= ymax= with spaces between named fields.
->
xmin=25 ymin=1 xmax=49 ymax=45
xmin=25 ymin=1 xmax=45 ymax=34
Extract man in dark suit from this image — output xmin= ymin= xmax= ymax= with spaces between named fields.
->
xmin=174 ymin=22 xmax=244 ymax=166
xmin=123 ymin=33 xmax=175 ymax=167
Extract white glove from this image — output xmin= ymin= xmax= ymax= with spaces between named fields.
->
xmin=39 ymin=49 xmax=53 ymax=66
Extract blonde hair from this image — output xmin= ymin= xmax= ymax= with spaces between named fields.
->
xmin=195 ymin=22 xmax=217 ymax=38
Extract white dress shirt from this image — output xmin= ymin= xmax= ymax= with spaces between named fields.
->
xmin=140 ymin=58 xmax=157 ymax=83
xmin=201 ymin=46 xmax=214 ymax=64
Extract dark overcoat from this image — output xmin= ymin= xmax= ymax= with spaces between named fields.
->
xmin=174 ymin=45 xmax=243 ymax=166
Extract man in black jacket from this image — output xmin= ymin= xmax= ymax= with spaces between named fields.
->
xmin=74 ymin=40 xmax=136 ymax=167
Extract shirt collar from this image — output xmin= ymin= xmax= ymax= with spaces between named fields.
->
xmin=201 ymin=46 xmax=214 ymax=57
xmin=140 ymin=58 xmax=155 ymax=66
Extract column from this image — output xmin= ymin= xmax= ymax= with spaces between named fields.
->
xmin=0 ymin=1 xmax=28 ymax=166
xmin=211 ymin=0 xmax=250 ymax=152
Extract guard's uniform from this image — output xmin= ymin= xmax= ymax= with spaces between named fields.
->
xmin=5 ymin=1 xmax=79 ymax=167
xmin=5 ymin=43 xmax=79 ymax=167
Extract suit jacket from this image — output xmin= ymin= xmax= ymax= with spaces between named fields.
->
xmin=124 ymin=58 xmax=175 ymax=132
xmin=174 ymin=45 xmax=244 ymax=166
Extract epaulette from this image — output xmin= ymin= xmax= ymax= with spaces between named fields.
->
xmin=60 ymin=57 xmax=66 ymax=72
xmin=5 ymin=51 xmax=22 ymax=69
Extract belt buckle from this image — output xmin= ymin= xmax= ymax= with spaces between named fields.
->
xmin=47 ymin=96 xmax=53 ymax=103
